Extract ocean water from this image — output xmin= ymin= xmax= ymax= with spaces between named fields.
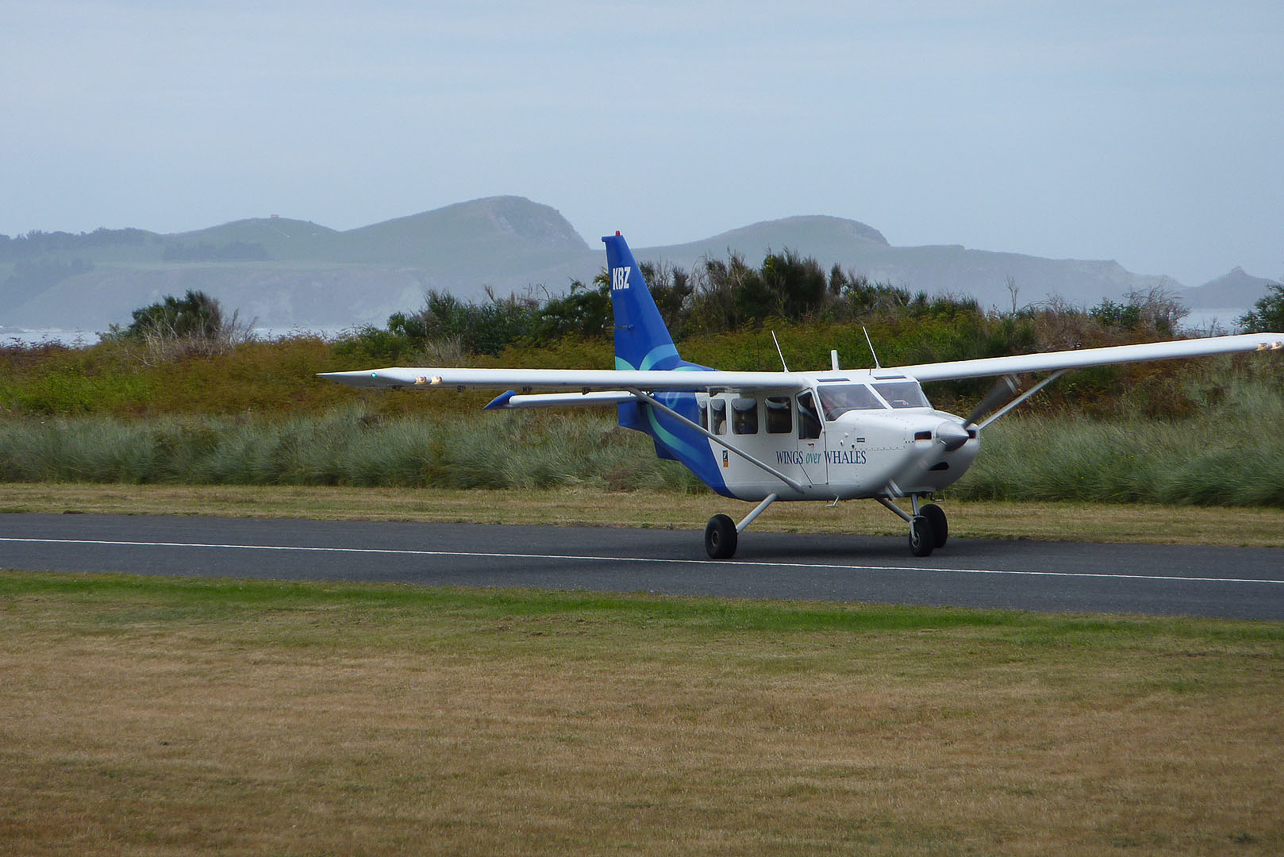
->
xmin=1 ymin=327 xmax=353 ymax=347
xmin=1 ymin=328 xmax=101 ymax=347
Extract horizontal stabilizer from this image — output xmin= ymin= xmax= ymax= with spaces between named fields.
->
xmin=484 ymin=390 xmax=636 ymax=410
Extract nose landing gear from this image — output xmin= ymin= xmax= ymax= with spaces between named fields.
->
xmin=879 ymin=495 xmax=949 ymax=557
xmin=909 ymin=514 xmax=935 ymax=557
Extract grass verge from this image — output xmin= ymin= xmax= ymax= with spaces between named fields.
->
xmin=3 ymin=482 xmax=1284 ymax=547
xmin=1 ymin=572 xmax=1281 ymax=855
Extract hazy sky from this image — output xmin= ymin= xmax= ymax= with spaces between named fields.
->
xmin=3 ymin=0 xmax=1281 ymax=286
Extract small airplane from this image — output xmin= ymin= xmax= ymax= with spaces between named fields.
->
xmin=322 ymin=232 xmax=1283 ymax=559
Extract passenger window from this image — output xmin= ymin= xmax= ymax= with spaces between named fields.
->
xmin=709 ymin=399 xmax=727 ymax=435
xmin=765 ymin=396 xmax=792 ymax=434
xmin=697 ymin=398 xmax=709 ymax=431
xmin=732 ymin=397 xmax=758 ymax=435
xmin=797 ymin=392 xmax=821 ymax=440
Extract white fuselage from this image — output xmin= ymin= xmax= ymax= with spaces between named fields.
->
xmin=699 ymin=377 xmax=980 ymax=502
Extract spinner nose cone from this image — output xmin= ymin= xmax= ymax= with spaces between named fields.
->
xmin=937 ymin=421 xmax=971 ymax=452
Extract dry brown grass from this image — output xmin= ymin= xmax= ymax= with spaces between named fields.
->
xmin=2 ymin=482 xmax=1284 ymax=547
xmin=1 ymin=575 xmax=1282 ymax=855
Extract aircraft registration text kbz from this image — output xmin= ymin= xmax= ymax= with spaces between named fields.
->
xmin=611 ymin=266 xmax=631 ymax=291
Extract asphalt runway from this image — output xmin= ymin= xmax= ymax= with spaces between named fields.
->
xmin=2 ymin=513 xmax=1282 ymax=620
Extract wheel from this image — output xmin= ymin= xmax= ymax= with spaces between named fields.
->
xmin=705 ymin=514 xmax=738 ymax=559
xmin=909 ymin=515 xmax=935 ymax=557
xmin=920 ymin=503 xmax=948 ymax=548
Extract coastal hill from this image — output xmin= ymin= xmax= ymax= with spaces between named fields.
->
xmin=1 ymin=196 xmax=1274 ymax=334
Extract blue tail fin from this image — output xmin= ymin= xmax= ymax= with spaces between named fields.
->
xmin=602 ymin=232 xmax=727 ymax=493
xmin=602 ymin=232 xmax=681 ymax=371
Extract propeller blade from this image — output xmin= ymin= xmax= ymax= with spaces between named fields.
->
xmin=964 ymin=375 xmax=1019 ymax=428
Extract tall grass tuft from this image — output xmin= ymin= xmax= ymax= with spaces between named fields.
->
xmin=955 ymin=371 xmax=1284 ymax=506
xmin=2 ymin=365 xmax=1282 ymax=505
xmin=0 ymin=407 xmax=700 ymax=492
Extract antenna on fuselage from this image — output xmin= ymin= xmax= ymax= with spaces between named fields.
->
xmin=862 ymin=326 xmax=882 ymax=369
xmin=770 ymin=330 xmax=790 ymax=372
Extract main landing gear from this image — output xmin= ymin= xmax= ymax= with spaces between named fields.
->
xmin=705 ymin=514 xmax=737 ymax=559
xmin=705 ymin=493 xmax=949 ymax=559
xmin=704 ymin=493 xmax=777 ymax=560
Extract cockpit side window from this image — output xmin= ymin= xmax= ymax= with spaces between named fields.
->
xmin=816 ymin=384 xmax=885 ymax=420
xmin=871 ymin=381 xmax=930 ymax=409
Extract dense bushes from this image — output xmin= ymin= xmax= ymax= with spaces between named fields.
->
xmin=102 ymin=289 xmax=251 ymax=362
xmin=335 ymin=251 xmax=1007 ymax=365
xmin=1240 ymin=283 xmax=1284 ymax=334
xmin=0 ymin=337 xmax=365 ymax=417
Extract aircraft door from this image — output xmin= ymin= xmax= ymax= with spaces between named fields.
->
xmin=794 ymin=391 xmax=828 ymax=487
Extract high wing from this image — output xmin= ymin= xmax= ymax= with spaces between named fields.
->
xmin=895 ymin=332 xmax=1283 ymax=382
xmin=320 ymin=332 xmax=1283 ymax=400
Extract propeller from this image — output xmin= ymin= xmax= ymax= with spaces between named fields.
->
xmin=937 ymin=375 xmax=1020 ymax=452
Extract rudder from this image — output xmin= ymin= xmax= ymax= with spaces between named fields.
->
xmin=602 ymin=232 xmax=681 ymax=371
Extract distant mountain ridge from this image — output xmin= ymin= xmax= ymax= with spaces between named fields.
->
xmin=0 ymin=196 xmax=1275 ymax=334
xmin=1181 ymin=267 xmax=1279 ymax=310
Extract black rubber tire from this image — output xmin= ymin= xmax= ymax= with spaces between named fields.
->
xmin=909 ymin=515 xmax=935 ymax=557
xmin=705 ymin=514 xmax=738 ymax=559
xmin=920 ymin=503 xmax=948 ymax=548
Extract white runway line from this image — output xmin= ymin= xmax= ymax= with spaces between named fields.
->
xmin=3 ymin=536 xmax=1282 ymax=586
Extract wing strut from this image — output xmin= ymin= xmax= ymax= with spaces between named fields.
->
xmin=627 ymin=389 xmax=807 ymax=493
xmin=977 ymin=370 xmax=1068 ymax=429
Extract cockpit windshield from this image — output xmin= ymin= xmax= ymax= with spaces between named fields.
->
xmin=816 ymin=384 xmax=885 ymax=420
xmin=872 ymin=380 xmax=930 ymax=409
